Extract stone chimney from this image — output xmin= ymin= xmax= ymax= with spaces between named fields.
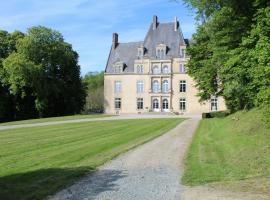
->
xmin=152 ymin=15 xmax=158 ymax=30
xmin=174 ymin=16 xmax=179 ymax=31
xmin=112 ymin=33 xmax=118 ymax=49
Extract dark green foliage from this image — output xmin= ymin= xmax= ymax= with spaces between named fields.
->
xmin=202 ymin=111 xmax=230 ymax=118
xmin=184 ymin=0 xmax=270 ymax=123
xmin=83 ymin=72 xmax=104 ymax=113
xmin=0 ymin=26 xmax=86 ymax=121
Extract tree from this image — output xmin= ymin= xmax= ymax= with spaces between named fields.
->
xmin=15 ymin=26 xmax=86 ymax=117
xmin=183 ymin=0 xmax=270 ymax=114
xmin=83 ymin=72 xmax=104 ymax=113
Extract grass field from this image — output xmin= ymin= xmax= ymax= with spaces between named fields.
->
xmin=182 ymin=109 xmax=270 ymax=187
xmin=0 ymin=118 xmax=183 ymax=200
xmin=0 ymin=114 xmax=112 ymax=126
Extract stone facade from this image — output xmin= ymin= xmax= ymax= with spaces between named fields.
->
xmin=104 ymin=16 xmax=226 ymax=114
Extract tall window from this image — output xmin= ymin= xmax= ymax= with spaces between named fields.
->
xmin=211 ymin=98 xmax=218 ymax=111
xmin=114 ymin=98 xmax=121 ymax=109
xmin=180 ymin=98 xmax=186 ymax=111
xmin=179 ymin=64 xmax=186 ymax=73
xmin=136 ymin=80 xmax=144 ymax=93
xmin=136 ymin=65 xmax=144 ymax=74
xmin=163 ymin=99 xmax=169 ymax=110
xmin=162 ymin=80 xmax=169 ymax=93
xmin=137 ymin=98 xmax=143 ymax=110
xmin=157 ymin=49 xmax=161 ymax=59
xmin=152 ymin=80 xmax=159 ymax=93
xmin=114 ymin=81 xmax=122 ymax=93
xmin=180 ymin=80 xmax=186 ymax=92
xmin=153 ymin=98 xmax=159 ymax=109
xmin=152 ymin=65 xmax=160 ymax=74
xmin=162 ymin=65 xmax=169 ymax=74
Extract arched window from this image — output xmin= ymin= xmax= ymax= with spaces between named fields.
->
xmin=152 ymin=65 xmax=159 ymax=74
xmin=153 ymin=98 xmax=159 ymax=109
xmin=163 ymin=99 xmax=169 ymax=110
xmin=162 ymin=65 xmax=169 ymax=74
xmin=162 ymin=80 xmax=169 ymax=93
xmin=152 ymin=80 xmax=159 ymax=93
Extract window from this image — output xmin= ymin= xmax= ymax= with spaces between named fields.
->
xmin=163 ymin=99 xmax=169 ymax=110
xmin=157 ymin=49 xmax=161 ymax=59
xmin=160 ymin=49 xmax=164 ymax=59
xmin=152 ymin=65 xmax=160 ymax=74
xmin=179 ymin=64 xmax=186 ymax=73
xmin=153 ymin=98 xmax=159 ymax=109
xmin=114 ymin=98 xmax=121 ymax=109
xmin=137 ymin=98 xmax=143 ymax=109
xmin=162 ymin=65 xmax=169 ymax=74
xmin=180 ymin=80 xmax=186 ymax=92
xmin=114 ymin=81 xmax=122 ymax=93
xmin=136 ymin=65 xmax=144 ymax=74
xmin=211 ymin=98 xmax=218 ymax=111
xmin=152 ymin=80 xmax=159 ymax=93
xmin=180 ymin=98 xmax=186 ymax=111
xmin=136 ymin=80 xmax=144 ymax=93
xmin=180 ymin=49 xmax=186 ymax=58
xmin=162 ymin=80 xmax=169 ymax=93
xmin=114 ymin=65 xmax=122 ymax=73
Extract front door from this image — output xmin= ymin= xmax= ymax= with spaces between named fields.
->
xmin=152 ymin=98 xmax=159 ymax=112
xmin=162 ymin=99 xmax=169 ymax=112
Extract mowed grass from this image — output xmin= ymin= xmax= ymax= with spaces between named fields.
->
xmin=0 ymin=118 xmax=183 ymax=200
xmin=182 ymin=109 xmax=270 ymax=186
xmin=0 ymin=114 xmax=113 ymax=126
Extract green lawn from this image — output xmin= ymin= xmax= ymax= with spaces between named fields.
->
xmin=182 ymin=109 xmax=270 ymax=186
xmin=0 ymin=118 xmax=183 ymax=200
xmin=0 ymin=114 xmax=113 ymax=126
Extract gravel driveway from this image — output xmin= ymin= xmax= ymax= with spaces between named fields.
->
xmin=49 ymin=118 xmax=200 ymax=200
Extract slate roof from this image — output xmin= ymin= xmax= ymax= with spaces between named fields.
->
xmin=105 ymin=21 xmax=188 ymax=73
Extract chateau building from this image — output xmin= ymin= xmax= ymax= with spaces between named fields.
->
xmin=104 ymin=16 xmax=226 ymax=114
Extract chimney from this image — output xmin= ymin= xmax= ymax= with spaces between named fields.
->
xmin=152 ymin=15 xmax=158 ymax=30
xmin=112 ymin=33 xmax=118 ymax=49
xmin=174 ymin=16 xmax=178 ymax=31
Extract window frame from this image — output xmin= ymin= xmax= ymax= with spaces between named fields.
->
xmin=136 ymin=80 xmax=144 ymax=93
xmin=179 ymin=80 xmax=187 ymax=93
xmin=114 ymin=98 xmax=121 ymax=110
xmin=137 ymin=98 xmax=144 ymax=110
xmin=179 ymin=98 xmax=186 ymax=111
xmin=114 ymin=81 xmax=122 ymax=93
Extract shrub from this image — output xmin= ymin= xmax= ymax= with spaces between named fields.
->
xmin=202 ymin=111 xmax=230 ymax=118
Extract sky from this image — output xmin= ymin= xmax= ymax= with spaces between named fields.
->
xmin=0 ymin=0 xmax=197 ymax=75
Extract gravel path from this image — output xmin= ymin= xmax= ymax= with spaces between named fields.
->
xmin=0 ymin=114 xmax=201 ymax=131
xmin=49 ymin=118 xmax=200 ymax=200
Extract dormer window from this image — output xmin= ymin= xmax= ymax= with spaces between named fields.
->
xmin=180 ymin=46 xmax=186 ymax=58
xmin=113 ymin=61 xmax=124 ymax=73
xmin=156 ymin=44 xmax=167 ymax=59
xmin=137 ymin=46 xmax=145 ymax=59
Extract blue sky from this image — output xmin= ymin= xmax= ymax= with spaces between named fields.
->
xmin=0 ymin=0 xmax=196 ymax=75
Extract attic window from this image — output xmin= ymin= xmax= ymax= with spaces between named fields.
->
xmin=156 ymin=44 xmax=166 ymax=59
xmin=137 ymin=46 xmax=145 ymax=59
xmin=113 ymin=62 xmax=124 ymax=73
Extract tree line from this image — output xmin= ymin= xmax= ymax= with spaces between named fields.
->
xmin=184 ymin=0 xmax=270 ymax=123
xmin=0 ymin=26 xmax=86 ymax=122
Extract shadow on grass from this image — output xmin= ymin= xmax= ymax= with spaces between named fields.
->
xmin=0 ymin=167 xmax=126 ymax=200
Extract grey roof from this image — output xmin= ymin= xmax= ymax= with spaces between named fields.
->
xmin=105 ymin=21 xmax=187 ymax=73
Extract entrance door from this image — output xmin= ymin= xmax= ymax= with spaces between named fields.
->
xmin=162 ymin=99 xmax=169 ymax=112
xmin=152 ymin=98 xmax=159 ymax=112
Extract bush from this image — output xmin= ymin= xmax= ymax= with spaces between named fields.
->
xmin=202 ymin=111 xmax=230 ymax=118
